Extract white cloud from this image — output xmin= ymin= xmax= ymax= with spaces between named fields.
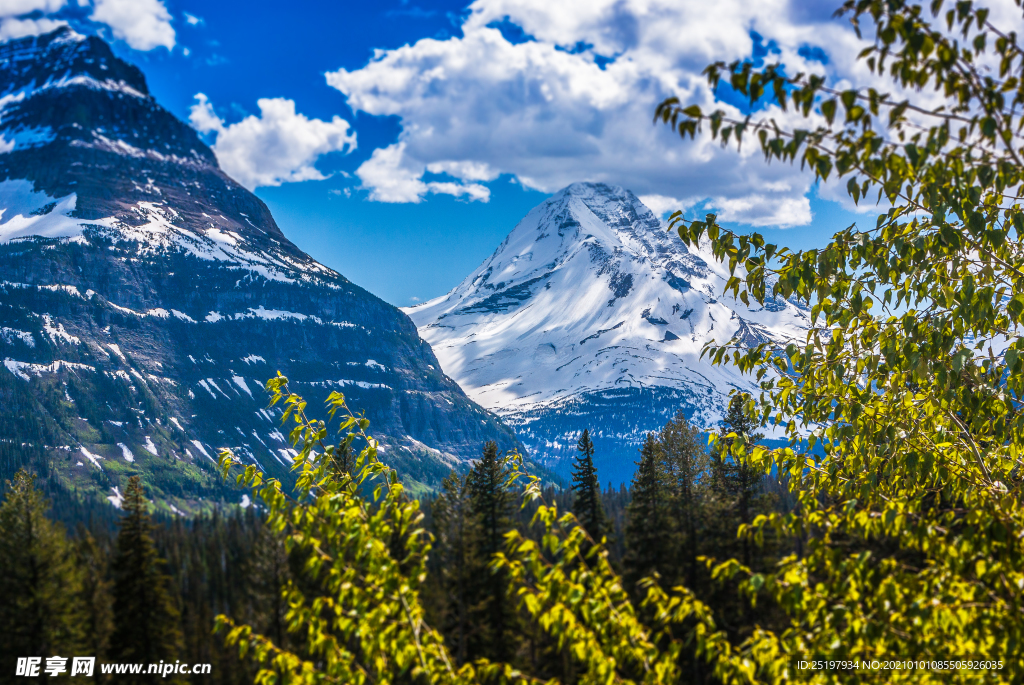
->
xmin=0 ymin=0 xmax=65 ymax=40
xmin=0 ymin=0 xmax=64 ymax=14
xmin=183 ymin=12 xmax=203 ymax=26
xmin=189 ymin=93 xmax=358 ymax=191
xmin=325 ymin=0 xmax=885 ymax=227
xmin=639 ymin=194 xmax=691 ymax=219
xmin=711 ymin=194 xmax=812 ymax=228
xmin=188 ymin=93 xmax=222 ymax=132
xmin=358 ymin=142 xmax=490 ymax=203
xmin=0 ymin=16 xmax=64 ymax=40
xmin=0 ymin=0 xmax=175 ymax=51
xmin=91 ymin=0 xmax=174 ymax=51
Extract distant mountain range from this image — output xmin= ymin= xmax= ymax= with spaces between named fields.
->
xmin=405 ymin=182 xmax=810 ymax=484
xmin=0 ymin=28 xmax=521 ymax=513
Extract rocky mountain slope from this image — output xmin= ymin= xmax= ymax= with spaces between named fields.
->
xmin=0 ymin=28 xmax=520 ymax=512
xmin=405 ymin=183 xmax=810 ymax=484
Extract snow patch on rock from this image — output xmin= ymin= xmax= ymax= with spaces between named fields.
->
xmin=0 ymin=327 xmax=34 ymax=347
xmin=107 ymin=486 xmax=123 ymax=508
xmin=117 ymin=442 xmax=134 ymax=462
xmin=80 ymin=445 xmax=103 ymax=469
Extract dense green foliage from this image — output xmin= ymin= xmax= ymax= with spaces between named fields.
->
xmin=623 ymin=434 xmax=674 ymax=590
xmin=0 ymin=382 xmax=867 ymax=683
xmin=208 ymin=376 xmax=791 ymax=684
xmin=651 ymin=0 xmax=1024 ymax=679
xmin=0 ymin=471 xmax=273 ymax=684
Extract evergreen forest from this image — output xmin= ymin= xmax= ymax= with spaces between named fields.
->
xmin=0 ymin=394 xmax=780 ymax=684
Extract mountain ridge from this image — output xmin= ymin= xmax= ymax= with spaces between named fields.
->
xmin=0 ymin=28 xmax=522 ymax=513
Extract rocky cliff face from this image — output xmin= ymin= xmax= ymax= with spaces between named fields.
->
xmin=0 ymin=28 xmax=520 ymax=512
xmin=405 ymin=182 xmax=810 ymax=485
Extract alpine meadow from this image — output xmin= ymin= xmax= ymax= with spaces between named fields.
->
xmin=4 ymin=0 xmax=1024 ymax=683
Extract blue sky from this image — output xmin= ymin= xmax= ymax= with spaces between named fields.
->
xmin=2 ymin=0 xmax=873 ymax=305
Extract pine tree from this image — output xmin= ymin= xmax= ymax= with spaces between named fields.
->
xmin=467 ymin=441 xmax=515 ymax=662
xmin=623 ymin=433 xmax=673 ymax=593
xmin=334 ymin=439 xmax=356 ymax=476
xmin=571 ymin=429 xmax=606 ymax=543
xmin=659 ymin=411 xmax=710 ymax=590
xmin=75 ymin=527 xmax=114 ymax=663
xmin=429 ymin=471 xmax=482 ymax=664
xmin=244 ymin=523 xmax=292 ymax=651
xmin=0 ymin=470 xmax=84 ymax=675
xmin=110 ymin=476 xmax=183 ymax=682
xmin=713 ymin=394 xmax=766 ymax=569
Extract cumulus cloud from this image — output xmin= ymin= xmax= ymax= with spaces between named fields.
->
xmin=0 ymin=0 xmax=66 ymax=40
xmin=0 ymin=16 xmax=65 ymax=40
xmin=0 ymin=0 xmax=175 ymax=51
xmin=358 ymin=142 xmax=491 ymax=203
xmin=0 ymin=0 xmax=65 ymax=14
xmin=325 ymin=0 xmax=887 ymax=226
xmin=91 ymin=0 xmax=174 ymax=51
xmin=189 ymin=93 xmax=358 ymax=191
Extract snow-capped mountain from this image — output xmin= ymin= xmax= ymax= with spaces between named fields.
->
xmin=0 ymin=28 xmax=521 ymax=512
xmin=405 ymin=182 xmax=810 ymax=484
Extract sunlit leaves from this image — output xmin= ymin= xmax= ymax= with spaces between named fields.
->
xmin=216 ymin=379 xmax=756 ymax=684
xmin=655 ymin=0 xmax=1024 ymax=679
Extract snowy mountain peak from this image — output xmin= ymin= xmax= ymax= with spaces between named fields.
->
xmin=0 ymin=27 xmax=150 ymax=101
xmin=461 ymin=181 xmax=713 ymax=317
xmin=0 ymin=28 xmax=326 ymax=280
xmin=511 ymin=181 xmax=680 ymax=260
xmin=405 ymin=183 xmax=810 ymax=482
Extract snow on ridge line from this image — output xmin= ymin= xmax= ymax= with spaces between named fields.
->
xmin=303 ymin=379 xmax=392 ymax=390
xmin=196 ymin=379 xmax=217 ymax=398
xmin=405 ymin=182 xmax=812 ymax=431
xmin=42 ymin=73 xmax=147 ymax=99
xmin=190 ymin=440 xmax=215 ymax=462
xmin=0 ymin=125 xmax=55 ymax=151
xmin=0 ymin=183 xmax=112 ymax=243
xmin=206 ymin=378 xmax=230 ymax=398
xmin=0 ymin=186 xmax=336 ymax=285
xmin=231 ymin=375 xmax=253 ymax=397
xmin=348 ymin=359 xmax=386 ymax=371
xmin=203 ymin=307 xmax=360 ymax=328
xmin=105 ymin=300 xmax=200 ymax=323
xmin=38 ymin=284 xmax=84 ymax=298
xmin=4 ymin=358 xmax=94 ymax=380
